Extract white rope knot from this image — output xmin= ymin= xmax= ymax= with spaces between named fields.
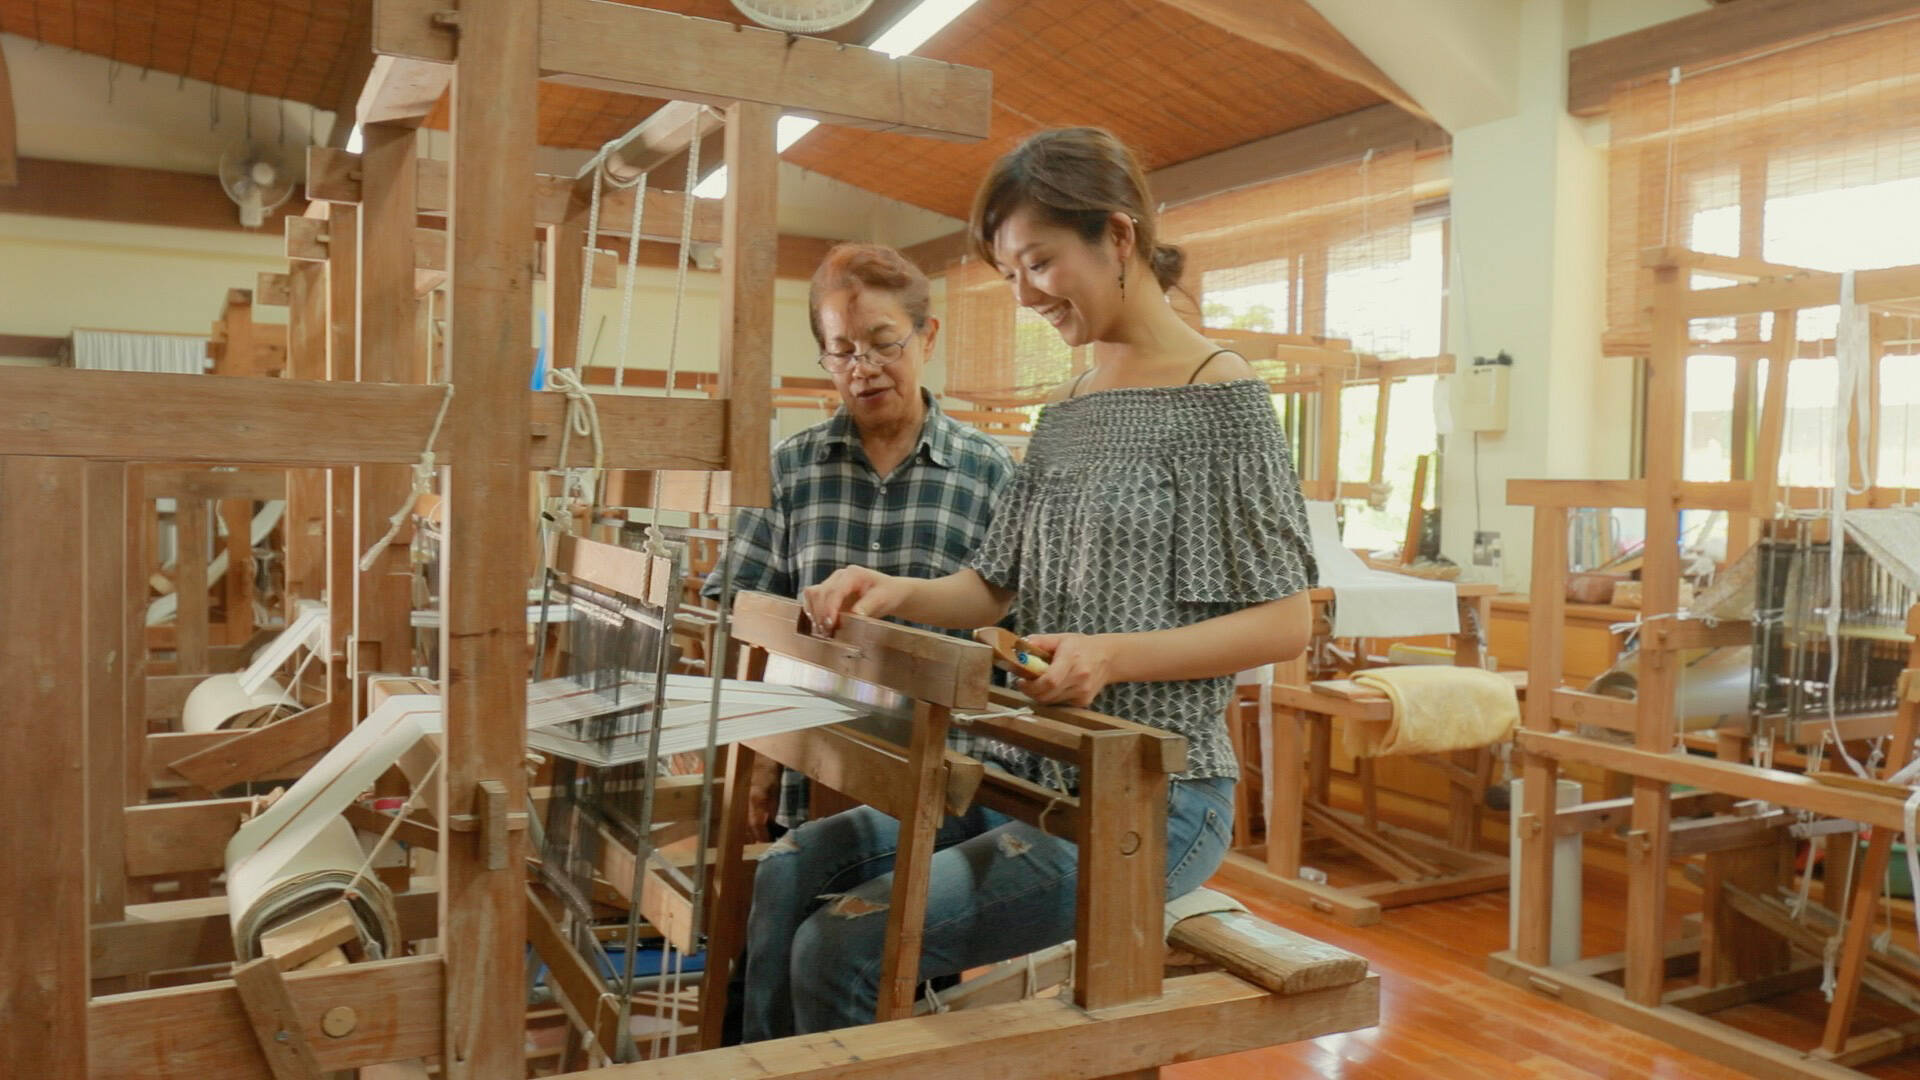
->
xmin=359 ymin=384 xmax=454 ymax=572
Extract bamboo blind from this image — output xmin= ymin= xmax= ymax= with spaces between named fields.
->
xmin=1606 ymin=16 xmax=1920 ymax=340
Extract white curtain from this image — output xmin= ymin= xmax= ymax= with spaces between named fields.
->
xmin=72 ymin=330 xmax=208 ymax=374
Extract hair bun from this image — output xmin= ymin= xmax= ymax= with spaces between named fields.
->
xmin=1149 ymin=243 xmax=1186 ymax=291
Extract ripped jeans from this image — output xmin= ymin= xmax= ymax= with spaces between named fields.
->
xmin=735 ymin=774 xmax=1235 ymax=1040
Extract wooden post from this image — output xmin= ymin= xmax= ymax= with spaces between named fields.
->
xmin=1819 ymin=617 xmax=1920 ymax=1056
xmin=1515 ymin=504 xmax=1566 ymax=967
xmin=175 ymin=495 xmax=210 ymax=674
xmin=440 ymin=1 xmax=537 ymax=1074
xmin=284 ymin=262 xmax=330 ymax=614
xmin=124 ymin=465 xmax=148 ymax=804
xmin=220 ymin=497 xmax=254 ymax=645
xmin=85 ymin=463 xmax=130 ymax=965
xmin=1625 ymin=264 xmax=1685 ymax=1007
xmin=874 ymin=702 xmax=953 ymax=1019
xmin=1 ymin=456 xmax=89 ymax=1079
xmin=1075 ymin=732 xmax=1167 ymax=1010
xmin=547 ymin=202 xmax=588 ymax=372
xmin=1750 ymin=309 xmax=1794 ymax=518
xmin=695 ymin=741 xmax=762 ymax=1049
xmin=325 ymin=202 xmax=360 ymax=734
xmin=358 ymin=122 xmax=421 ymax=687
xmin=1313 ymin=368 xmax=1342 ymax=501
xmin=718 ymin=102 xmax=777 ymax=509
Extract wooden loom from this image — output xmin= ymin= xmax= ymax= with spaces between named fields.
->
xmin=1 ymin=4 xmax=1383 ymax=1078
xmin=1494 ymin=248 xmax=1920 ymax=1078
xmin=1216 ymin=578 xmax=1515 ymax=925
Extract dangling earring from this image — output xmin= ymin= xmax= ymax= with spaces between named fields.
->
xmin=1118 ymin=262 xmax=1127 ymax=301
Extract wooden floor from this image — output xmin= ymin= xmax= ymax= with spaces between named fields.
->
xmin=1170 ymin=785 xmax=1920 ymax=1079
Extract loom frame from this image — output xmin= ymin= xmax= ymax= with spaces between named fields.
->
xmin=0 ymin=3 xmax=1389 ymax=1078
xmin=1497 ymin=248 xmax=1920 ymax=1078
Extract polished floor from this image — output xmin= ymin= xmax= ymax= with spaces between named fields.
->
xmin=1169 ymin=785 xmax=1920 ymax=1079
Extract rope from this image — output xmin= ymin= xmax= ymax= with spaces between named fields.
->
xmin=574 ymin=162 xmax=606 ymax=375
xmin=641 ymin=106 xmax=710 ymax=557
xmin=610 ymin=168 xmax=648 ymax=391
xmin=341 ymin=754 xmax=441 ymax=903
xmin=359 ymin=384 xmax=455 ymax=572
xmin=1820 ymin=271 xmax=1875 ymax=779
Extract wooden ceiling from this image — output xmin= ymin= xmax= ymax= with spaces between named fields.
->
xmin=2 ymin=0 xmax=1390 ymax=218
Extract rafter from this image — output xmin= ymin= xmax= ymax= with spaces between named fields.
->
xmin=1153 ymin=0 xmax=1429 ymax=122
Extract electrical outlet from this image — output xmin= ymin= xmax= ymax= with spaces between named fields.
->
xmin=1472 ymin=530 xmax=1503 ymax=567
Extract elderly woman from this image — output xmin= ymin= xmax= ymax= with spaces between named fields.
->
xmin=706 ymin=242 xmax=1016 ymax=838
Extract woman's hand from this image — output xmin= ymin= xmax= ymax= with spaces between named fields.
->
xmin=1017 ymin=633 xmax=1120 ymax=707
xmin=800 ymin=566 xmax=914 ymax=635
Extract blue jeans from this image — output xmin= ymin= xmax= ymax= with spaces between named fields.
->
xmin=737 ymin=774 xmax=1235 ymax=1040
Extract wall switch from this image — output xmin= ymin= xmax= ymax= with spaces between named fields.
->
xmin=1473 ymin=530 xmax=1503 ymax=567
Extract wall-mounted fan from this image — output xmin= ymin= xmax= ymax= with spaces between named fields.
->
xmin=730 ymin=0 xmax=874 ymax=33
xmin=218 ymin=140 xmax=296 ymax=228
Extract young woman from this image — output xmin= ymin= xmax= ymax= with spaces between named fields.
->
xmin=739 ymin=127 xmax=1317 ymax=1040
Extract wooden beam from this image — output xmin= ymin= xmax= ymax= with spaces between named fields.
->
xmin=906 ymin=104 xmax=1449 ymax=273
xmin=358 ymin=54 xmax=452 ymax=129
xmin=305 ymin=148 xmax=725 ymax=242
xmin=1568 ymin=0 xmax=1920 ymax=116
xmin=88 ymin=955 xmax=445 ymax=1077
xmin=324 ymin=1 xmax=377 ymax=148
xmin=0 ymin=43 xmax=16 ymax=187
xmin=1518 ymin=731 xmax=1920 ymax=833
xmin=567 ymin=971 xmax=1377 ymax=1080
xmin=125 ymin=798 xmax=250 ymax=877
xmin=441 ymin=1 xmax=536 ymax=1075
xmin=165 ymin=706 xmax=334 ymax=793
xmin=0 ymin=369 xmax=729 ymax=470
xmin=358 ymin=123 xmax=422 ymax=688
xmin=231 ymin=957 xmax=328 ymax=1079
xmin=719 ymin=102 xmax=778 ymax=509
xmin=375 ymin=0 xmax=993 ymax=141
xmin=0 ymin=332 xmax=69 ymax=361
xmin=0 ymin=158 xmax=307 ymax=232
xmin=729 ymin=592 xmax=992 ymax=709
xmin=1155 ymin=103 xmax=1446 ymax=207
xmin=1153 ymin=0 xmax=1427 ymax=121
xmin=86 ymin=463 xmax=130 ymax=940
xmin=1 ymin=457 xmax=88 ymax=1080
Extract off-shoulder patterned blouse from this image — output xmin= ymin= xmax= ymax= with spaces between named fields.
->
xmin=967 ymin=378 xmax=1318 ymax=782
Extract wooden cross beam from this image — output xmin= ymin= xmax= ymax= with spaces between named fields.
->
xmin=304 ymin=147 xmax=726 ymax=243
xmin=0 ymin=368 xmax=726 ymax=471
xmin=374 ymin=0 xmax=992 ymax=141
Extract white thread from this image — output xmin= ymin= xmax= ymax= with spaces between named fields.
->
xmin=359 ymin=384 xmax=454 ymax=572
xmin=342 ymin=754 xmax=441 ymax=902
xmin=922 ymin=979 xmax=949 ymax=1013
xmin=1820 ymin=271 xmax=1874 ymax=779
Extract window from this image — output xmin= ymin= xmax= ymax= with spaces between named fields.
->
xmin=1609 ymin=18 xmax=1920 ymax=541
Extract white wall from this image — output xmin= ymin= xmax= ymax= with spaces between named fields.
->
xmin=0 ymin=210 xmax=960 ymax=442
xmin=0 ymin=212 xmax=287 ymax=336
xmin=1437 ymin=0 xmax=1707 ymax=591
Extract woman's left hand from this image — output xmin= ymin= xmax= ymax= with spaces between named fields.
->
xmin=1017 ymin=633 xmax=1120 ymax=707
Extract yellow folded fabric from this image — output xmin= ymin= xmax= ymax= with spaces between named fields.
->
xmin=1344 ymin=665 xmax=1520 ymax=758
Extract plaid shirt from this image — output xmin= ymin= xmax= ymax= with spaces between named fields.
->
xmin=704 ymin=391 xmax=1016 ymax=826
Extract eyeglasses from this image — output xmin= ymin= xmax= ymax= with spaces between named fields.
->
xmin=818 ymin=338 xmax=911 ymax=375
